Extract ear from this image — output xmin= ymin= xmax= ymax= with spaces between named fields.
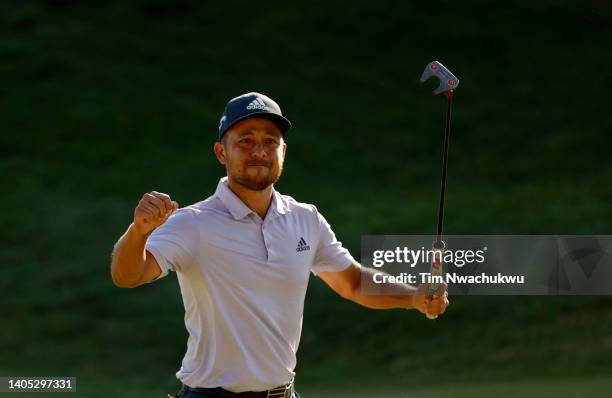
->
xmin=282 ymin=142 xmax=287 ymax=160
xmin=214 ymin=142 xmax=226 ymax=165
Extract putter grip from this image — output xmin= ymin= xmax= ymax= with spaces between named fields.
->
xmin=426 ymin=248 xmax=444 ymax=320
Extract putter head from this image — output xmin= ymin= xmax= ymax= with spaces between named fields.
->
xmin=420 ymin=61 xmax=459 ymax=95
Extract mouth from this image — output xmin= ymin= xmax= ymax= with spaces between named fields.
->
xmin=246 ymin=162 xmax=271 ymax=168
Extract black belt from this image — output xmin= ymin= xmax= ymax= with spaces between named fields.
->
xmin=181 ymin=380 xmax=294 ymax=398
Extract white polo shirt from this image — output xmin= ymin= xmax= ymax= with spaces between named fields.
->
xmin=145 ymin=177 xmax=354 ymax=392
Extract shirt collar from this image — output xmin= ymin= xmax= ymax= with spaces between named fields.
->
xmin=215 ymin=177 xmax=287 ymax=221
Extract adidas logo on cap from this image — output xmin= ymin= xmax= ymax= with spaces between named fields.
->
xmin=246 ymin=98 xmax=269 ymax=111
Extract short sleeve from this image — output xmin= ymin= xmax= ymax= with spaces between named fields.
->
xmin=311 ymin=208 xmax=355 ymax=275
xmin=145 ymin=209 xmax=199 ymax=281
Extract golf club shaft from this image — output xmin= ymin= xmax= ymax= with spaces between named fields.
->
xmin=436 ymin=91 xmax=454 ymax=242
xmin=427 ymin=91 xmax=453 ymax=320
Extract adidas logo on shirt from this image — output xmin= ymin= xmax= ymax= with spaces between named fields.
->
xmin=296 ymin=237 xmax=310 ymax=252
xmin=246 ymin=98 xmax=269 ymax=111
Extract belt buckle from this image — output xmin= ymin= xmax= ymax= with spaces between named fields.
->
xmin=266 ymin=379 xmax=293 ymax=398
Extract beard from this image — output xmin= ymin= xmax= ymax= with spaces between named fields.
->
xmin=229 ymin=160 xmax=284 ymax=191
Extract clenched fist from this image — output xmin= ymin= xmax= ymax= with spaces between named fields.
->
xmin=133 ymin=191 xmax=178 ymax=235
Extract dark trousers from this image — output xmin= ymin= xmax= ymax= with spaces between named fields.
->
xmin=173 ymin=384 xmax=301 ymax=398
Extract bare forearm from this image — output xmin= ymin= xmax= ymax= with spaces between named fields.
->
xmin=111 ymin=223 xmax=149 ymax=287
xmin=320 ymin=263 xmax=446 ymax=315
xmin=347 ymin=292 xmax=416 ymax=309
xmin=346 ymin=267 xmax=418 ymax=310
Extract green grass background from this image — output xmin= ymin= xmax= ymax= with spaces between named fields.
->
xmin=1 ymin=1 xmax=611 ymax=397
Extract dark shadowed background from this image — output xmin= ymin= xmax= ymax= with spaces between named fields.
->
xmin=2 ymin=1 xmax=611 ymax=397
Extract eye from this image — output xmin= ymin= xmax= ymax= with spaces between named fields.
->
xmin=265 ymin=138 xmax=279 ymax=145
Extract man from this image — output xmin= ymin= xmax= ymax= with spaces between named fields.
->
xmin=110 ymin=92 xmax=449 ymax=398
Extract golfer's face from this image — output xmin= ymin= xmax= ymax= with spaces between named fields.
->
xmin=219 ymin=118 xmax=286 ymax=191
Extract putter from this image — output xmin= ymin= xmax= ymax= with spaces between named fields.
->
xmin=419 ymin=60 xmax=459 ymax=319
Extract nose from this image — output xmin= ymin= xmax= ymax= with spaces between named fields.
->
xmin=251 ymin=143 xmax=267 ymax=159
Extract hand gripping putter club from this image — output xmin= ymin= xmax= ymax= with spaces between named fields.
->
xmin=419 ymin=60 xmax=459 ymax=319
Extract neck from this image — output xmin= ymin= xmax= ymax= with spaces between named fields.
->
xmin=226 ymin=177 xmax=274 ymax=219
